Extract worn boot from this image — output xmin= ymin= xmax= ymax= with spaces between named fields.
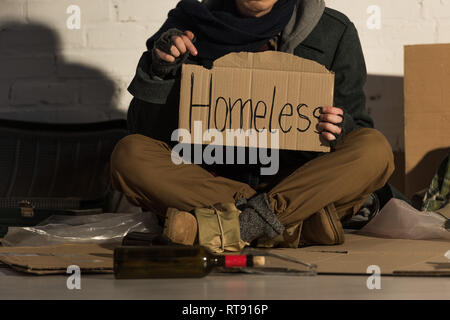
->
xmin=163 ymin=208 xmax=198 ymax=245
xmin=163 ymin=193 xmax=286 ymax=248
xmin=301 ymin=203 xmax=345 ymax=245
xmin=237 ymin=193 xmax=285 ymax=243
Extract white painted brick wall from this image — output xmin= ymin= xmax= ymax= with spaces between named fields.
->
xmin=325 ymin=0 xmax=449 ymax=151
xmin=0 ymin=0 xmax=26 ymax=23
xmin=113 ymin=0 xmax=179 ymax=22
xmin=0 ymin=0 xmax=449 ymax=152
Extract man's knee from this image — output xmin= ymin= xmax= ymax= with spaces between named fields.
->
xmin=350 ymin=128 xmax=395 ymax=178
xmin=110 ymin=134 xmax=166 ymax=176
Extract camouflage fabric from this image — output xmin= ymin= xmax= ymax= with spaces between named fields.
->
xmin=422 ymin=154 xmax=450 ymax=212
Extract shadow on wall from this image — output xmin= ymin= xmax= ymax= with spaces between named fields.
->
xmin=406 ymin=147 xmax=450 ymax=198
xmin=0 ymin=22 xmax=125 ymax=123
xmin=365 ymin=74 xmax=405 ymax=193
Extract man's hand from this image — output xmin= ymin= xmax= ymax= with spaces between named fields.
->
xmin=155 ymin=30 xmax=198 ymax=63
xmin=317 ymin=106 xmax=344 ymax=141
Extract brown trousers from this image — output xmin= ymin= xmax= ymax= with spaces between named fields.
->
xmin=110 ymin=128 xmax=394 ymax=243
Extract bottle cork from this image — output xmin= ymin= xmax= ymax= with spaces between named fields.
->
xmin=253 ymin=256 xmax=266 ymax=267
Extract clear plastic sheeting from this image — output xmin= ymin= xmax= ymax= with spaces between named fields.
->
xmin=2 ymin=212 xmax=162 ymax=247
xmin=358 ymin=199 xmax=450 ymax=240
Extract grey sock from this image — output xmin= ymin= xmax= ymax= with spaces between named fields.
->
xmin=238 ymin=193 xmax=285 ymax=243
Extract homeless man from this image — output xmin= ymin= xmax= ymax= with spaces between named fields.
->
xmin=110 ymin=0 xmax=394 ymax=250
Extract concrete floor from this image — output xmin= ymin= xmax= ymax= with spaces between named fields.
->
xmin=1 ymin=266 xmax=449 ymax=300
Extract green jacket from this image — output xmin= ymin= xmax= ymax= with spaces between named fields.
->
xmin=127 ymin=7 xmax=373 ymax=148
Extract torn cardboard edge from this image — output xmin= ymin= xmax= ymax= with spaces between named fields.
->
xmin=6 ymin=264 xmax=112 ymax=276
xmin=178 ymin=51 xmax=334 ymax=153
xmin=0 ymin=244 xmax=114 ymax=275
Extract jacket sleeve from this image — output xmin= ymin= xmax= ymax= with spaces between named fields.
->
xmin=331 ymin=22 xmax=374 ymax=135
xmin=126 ymin=51 xmax=180 ymax=144
xmin=128 ymin=51 xmax=177 ymax=105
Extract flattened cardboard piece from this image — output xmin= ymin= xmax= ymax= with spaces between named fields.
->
xmin=179 ymin=51 xmax=333 ymax=152
xmin=404 ymin=44 xmax=450 ymax=198
xmin=1 ymin=235 xmax=449 ymax=277
xmin=266 ymin=234 xmax=450 ymax=276
xmin=0 ymin=244 xmax=113 ymax=275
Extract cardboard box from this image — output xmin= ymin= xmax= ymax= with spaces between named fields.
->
xmin=178 ymin=51 xmax=333 ymax=152
xmin=404 ymin=44 xmax=450 ymax=198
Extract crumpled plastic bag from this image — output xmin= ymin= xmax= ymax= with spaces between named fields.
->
xmin=358 ymin=199 xmax=450 ymax=240
xmin=2 ymin=212 xmax=162 ymax=247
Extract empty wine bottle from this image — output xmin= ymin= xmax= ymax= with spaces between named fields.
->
xmin=114 ymin=245 xmax=265 ymax=279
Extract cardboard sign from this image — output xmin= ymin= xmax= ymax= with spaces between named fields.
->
xmin=179 ymin=51 xmax=334 ymax=152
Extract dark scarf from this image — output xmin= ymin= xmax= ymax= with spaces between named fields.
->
xmin=146 ymin=0 xmax=296 ymax=67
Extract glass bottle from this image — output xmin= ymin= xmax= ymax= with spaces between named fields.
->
xmin=114 ymin=245 xmax=265 ymax=279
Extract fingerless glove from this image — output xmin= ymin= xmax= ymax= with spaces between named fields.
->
xmin=151 ymin=28 xmax=191 ymax=80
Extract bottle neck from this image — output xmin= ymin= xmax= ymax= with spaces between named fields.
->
xmin=212 ymin=255 xmax=253 ymax=268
